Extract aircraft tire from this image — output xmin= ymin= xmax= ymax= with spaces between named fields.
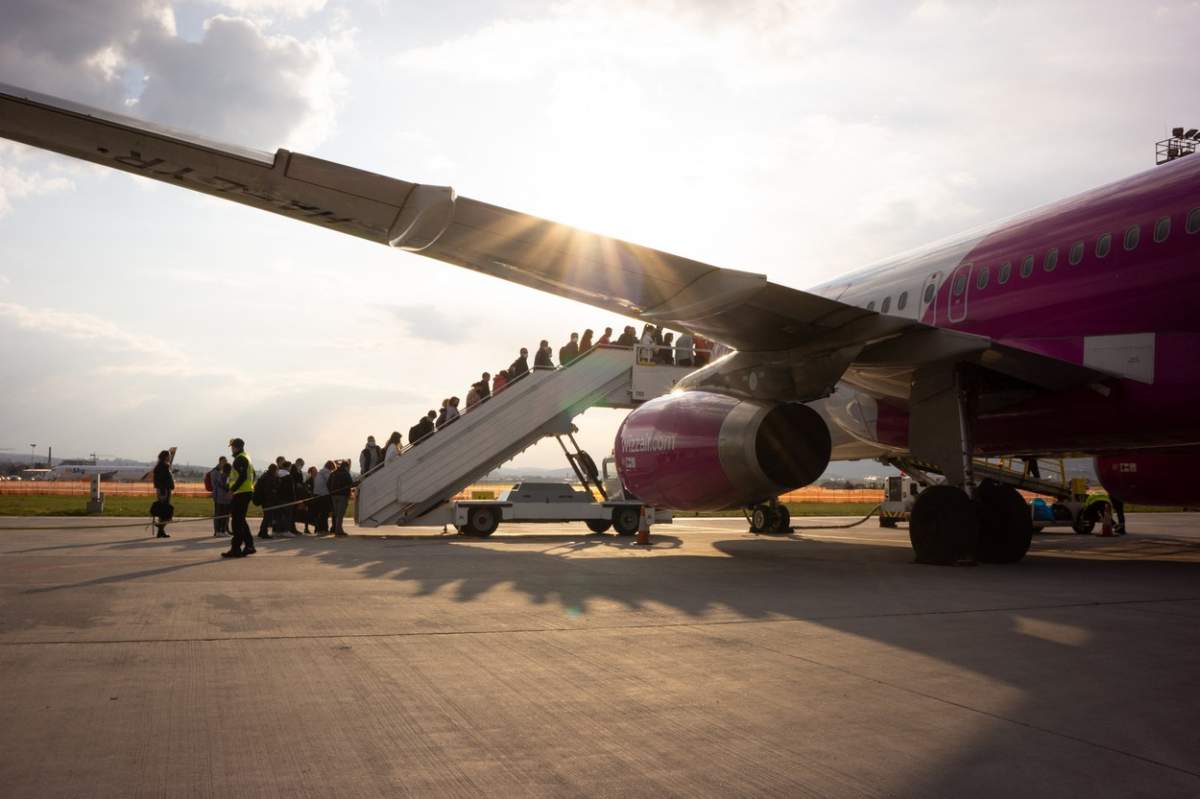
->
xmin=880 ymin=517 xmax=898 ymax=529
xmin=750 ymin=505 xmax=769 ymax=533
xmin=909 ymin=485 xmax=979 ymax=565
xmin=974 ymin=480 xmax=1033 ymax=564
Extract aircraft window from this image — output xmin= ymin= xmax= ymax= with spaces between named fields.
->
xmin=1154 ymin=216 xmax=1170 ymax=243
xmin=923 ymin=283 xmax=935 ymax=304
xmin=1069 ymin=240 xmax=1084 ymax=265
xmin=1188 ymin=208 xmax=1200 ymax=235
xmin=1096 ymin=233 xmax=1112 ymax=258
xmin=881 ymin=296 xmax=891 ymax=313
xmin=998 ymin=261 xmax=1012 ymax=284
xmin=867 ymin=300 xmax=876 ymax=311
xmin=953 ymin=273 xmax=967 ymax=297
xmin=1020 ymin=255 xmax=1034 ymax=278
xmin=897 ymin=291 xmax=908 ymax=311
xmin=1043 ymin=248 xmax=1058 ymax=272
xmin=976 ymin=266 xmax=989 ymax=290
xmin=1124 ymin=225 xmax=1140 ymax=251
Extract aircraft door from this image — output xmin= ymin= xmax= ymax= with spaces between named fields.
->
xmin=920 ymin=271 xmax=941 ymax=324
xmin=947 ymin=262 xmax=973 ymax=323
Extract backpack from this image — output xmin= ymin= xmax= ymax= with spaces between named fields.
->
xmin=150 ymin=499 xmax=174 ymax=521
xmin=252 ymin=478 xmax=266 ymax=507
xmin=203 ymin=470 xmax=213 ymax=492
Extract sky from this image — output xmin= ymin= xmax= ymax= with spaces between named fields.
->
xmin=1 ymin=0 xmax=1198 ymax=469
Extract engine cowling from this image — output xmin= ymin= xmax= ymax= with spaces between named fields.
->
xmin=1095 ymin=447 xmax=1200 ymax=506
xmin=614 ymin=391 xmax=831 ymax=511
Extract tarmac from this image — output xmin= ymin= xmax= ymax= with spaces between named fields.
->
xmin=1 ymin=513 xmax=1199 ymax=798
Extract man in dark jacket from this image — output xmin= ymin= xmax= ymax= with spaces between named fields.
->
xmin=152 ymin=449 xmax=174 ymax=538
xmin=616 ymin=326 xmax=637 ymax=346
xmin=328 ymin=460 xmax=354 ymax=536
xmin=276 ymin=461 xmax=298 ymax=534
xmin=509 ymin=348 xmax=530 ymax=379
xmin=476 ymin=372 xmax=491 ymax=401
xmin=559 ymin=333 xmax=579 ymax=366
xmin=256 ymin=463 xmax=280 ymax=539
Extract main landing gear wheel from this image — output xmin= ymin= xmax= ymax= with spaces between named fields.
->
xmin=612 ymin=506 xmax=640 ymax=536
xmin=879 ymin=516 xmax=898 ymax=529
xmin=585 ymin=519 xmax=612 ymax=534
xmin=909 ymin=485 xmax=979 ymax=565
xmin=750 ymin=504 xmax=790 ymax=535
xmin=974 ymin=480 xmax=1033 ymax=564
xmin=464 ymin=506 xmax=500 ymax=537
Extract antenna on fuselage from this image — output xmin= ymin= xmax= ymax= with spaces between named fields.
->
xmin=1156 ymin=126 xmax=1199 ymax=165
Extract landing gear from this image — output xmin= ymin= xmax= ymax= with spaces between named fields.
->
xmin=748 ymin=502 xmax=791 ymax=535
xmin=974 ymin=480 xmax=1032 ymax=564
xmin=909 ymin=485 xmax=979 ymax=565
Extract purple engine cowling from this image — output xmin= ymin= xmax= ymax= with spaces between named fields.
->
xmin=614 ymin=391 xmax=832 ymax=511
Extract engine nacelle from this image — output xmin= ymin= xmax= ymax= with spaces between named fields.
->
xmin=1095 ymin=447 xmax=1200 ymax=507
xmin=614 ymin=391 xmax=831 ymax=511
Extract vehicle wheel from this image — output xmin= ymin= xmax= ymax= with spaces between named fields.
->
xmin=880 ymin=516 xmax=898 ymax=529
xmin=464 ymin=506 xmax=499 ymax=537
xmin=612 ymin=506 xmax=640 ymax=536
xmin=750 ymin=505 xmax=769 ymax=533
xmin=1073 ymin=507 xmax=1099 ymax=535
xmin=909 ymin=484 xmax=979 ymax=565
xmin=585 ymin=519 xmax=612 ymax=534
xmin=974 ymin=480 xmax=1032 ymax=564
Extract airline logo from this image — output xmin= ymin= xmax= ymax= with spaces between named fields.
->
xmin=623 ymin=432 xmax=678 ymax=453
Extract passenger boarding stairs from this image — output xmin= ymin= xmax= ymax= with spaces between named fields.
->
xmin=355 ymin=345 xmax=693 ymax=527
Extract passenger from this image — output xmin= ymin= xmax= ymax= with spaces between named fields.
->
xmin=359 ymin=435 xmax=383 ymax=475
xmin=208 ymin=456 xmax=229 ymax=536
xmin=675 ymin=331 xmax=694 ymax=367
xmin=313 ymin=461 xmax=332 ymax=534
xmin=303 ymin=466 xmax=318 ymax=534
xmin=693 ymin=334 xmax=712 ymax=366
xmin=509 ymin=348 xmax=530 ymax=379
xmin=1112 ymin=496 xmax=1127 ymax=535
xmin=213 ymin=462 xmax=232 ymax=536
xmin=276 ymin=460 xmax=298 ymax=534
xmin=407 ymin=417 xmax=423 ymax=446
xmin=616 ymin=326 xmax=637 ymax=347
xmin=152 ymin=449 xmax=174 ymax=538
xmin=222 ymin=437 xmax=256 ymax=558
xmin=465 ymin=385 xmax=480 ymax=409
xmin=493 ymin=369 xmax=509 ymax=393
xmin=291 ymin=461 xmax=311 ymax=534
xmin=656 ymin=332 xmax=675 ymax=365
xmin=535 ymin=339 xmax=554 ymax=368
xmin=256 ymin=463 xmax=280 ymax=539
xmin=559 ymin=333 xmax=580 ymax=365
xmin=328 ymin=460 xmax=353 ymax=536
xmin=596 ymin=327 xmax=613 ymax=346
xmin=436 ymin=400 xmax=449 ymax=430
xmin=476 ymin=372 xmax=491 ymax=401
xmin=579 ymin=329 xmax=594 ymax=355
xmin=421 ymin=410 xmax=438 ymax=438
xmin=639 ymin=325 xmax=656 ymax=364
xmin=445 ymin=397 xmax=461 ymax=424
xmin=384 ymin=431 xmax=402 ymax=463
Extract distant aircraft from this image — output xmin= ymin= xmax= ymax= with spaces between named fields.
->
xmin=46 ymin=464 xmax=153 ymax=482
xmin=2 ymin=84 xmax=1197 ymax=564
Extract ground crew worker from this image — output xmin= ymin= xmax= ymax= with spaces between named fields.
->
xmin=223 ymin=438 xmax=256 ymax=558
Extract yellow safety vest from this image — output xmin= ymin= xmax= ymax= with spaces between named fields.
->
xmin=231 ymin=451 xmax=256 ymax=494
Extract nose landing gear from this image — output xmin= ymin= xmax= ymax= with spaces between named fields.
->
xmin=747 ymin=501 xmax=791 ymax=535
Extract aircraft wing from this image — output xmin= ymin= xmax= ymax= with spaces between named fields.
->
xmin=0 ymin=84 xmax=1113 ymax=400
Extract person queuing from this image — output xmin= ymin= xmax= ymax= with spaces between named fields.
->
xmin=492 ymin=369 xmax=508 ymax=393
xmin=276 ymin=461 xmax=298 ymax=534
xmin=207 ymin=456 xmax=229 ymax=536
xmin=510 ymin=347 xmax=530 ymax=379
xmin=384 ymin=431 xmax=402 ymax=464
xmin=535 ymin=339 xmax=554 ymax=368
xmin=152 ymin=449 xmax=175 ymax=538
xmin=475 ymin=372 xmax=491 ymax=401
xmin=617 ymin=325 xmax=637 ymax=346
xmin=312 ymin=461 xmax=332 ymax=534
xmin=559 ymin=333 xmax=579 ymax=365
xmin=656 ymin=332 xmax=676 ymax=365
xmin=222 ymin=438 xmax=256 ymax=558
xmin=359 ymin=436 xmax=383 ymax=475
xmin=445 ymin=398 xmax=460 ymax=424
xmin=597 ymin=327 xmax=613 ymax=346
xmin=256 ymin=463 xmax=280 ymax=539
xmin=211 ymin=461 xmax=231 ymax=537
xmin=579 ymin=329 xmax=594 ymax=355
xmin=328 ymin=460 xmax=353 ymax=536
xmin=675 ymin=331 xmax=694 ymax=367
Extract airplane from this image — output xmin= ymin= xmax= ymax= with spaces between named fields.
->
xmin=2 ymin=84 xmax=1197 ymax=565
xmin=46 ymin=463 xmax=153 ymax=482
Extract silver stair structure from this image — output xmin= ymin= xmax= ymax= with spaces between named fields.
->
xmin=355 ymin=345 xmax=693 ymax=527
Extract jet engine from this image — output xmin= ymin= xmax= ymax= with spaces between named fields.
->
xmin=614 ymin=391 xmax=831 ymax=511
xmin=1095 ymin=447 xmax=1200 ymax=507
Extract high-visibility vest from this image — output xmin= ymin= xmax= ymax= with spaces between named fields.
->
xmin=231 ymin=451 xmax=256 ymax=494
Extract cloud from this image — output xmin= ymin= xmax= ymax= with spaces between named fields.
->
xmin=379 ymin=304 xmax=469 ymax=345
xmin=0 ymin=301 xmax=178 ymax=358
xmin=0 ymin=0 xmax=347 ymax=153
xmin=0 ymin=142 xmax=76 ymax=218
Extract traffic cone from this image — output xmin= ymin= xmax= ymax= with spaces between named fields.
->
xmin=1100 ymin=504 xmax=1114 ymax=537
xmin=636 ymin=506 xmax=651 ymax=546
